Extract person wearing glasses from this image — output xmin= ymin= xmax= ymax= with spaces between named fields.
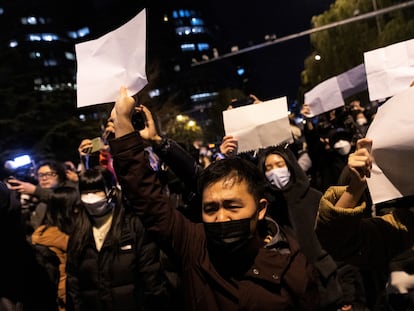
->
xmin=7 ymin=159 xmax=78 ymax=236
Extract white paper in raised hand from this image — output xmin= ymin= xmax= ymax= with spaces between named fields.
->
xmin=336 ymin=63 xmax=368 ymax=99
xmin=365 ymin=86 xmax=414 ymax=204
xmin=304 ymin=76 xmax=345 ymax=117
xmin=222 ymin=97 xmax=293 ymax=153
xmin=364 ymin=38 xmax=414 ymax=102
xmin=75 ymin=9 xmax=147 ymax=108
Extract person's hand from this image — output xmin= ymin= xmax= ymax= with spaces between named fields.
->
xmin=219 ymin=135 xmax=238 ymax=156
xmin=101 ymin=121 xmax=116 ymax=152
xmin=348 ymin=138 xmax=372 ymax=180
xmin=78 ymin=139 xmax=93 ymax=156
xmin=335 ymin=138 xmax=372 ymax=209
xmin=102 ymin=120 xmax=115 ymax=143
xmin=137 ymin=105 xmax=162 ymax=143
xmin=6 ymin=178 xmax=36 ymax=195
xmin=249 ymin=94 xmax=262 ymax=104
xmin=109 ymin=86 xmax=136 ymax=138
xmin=66 ymin=170 xmax=79 ymax=183
xmin=387 ymin=271 xmax=414 ymax=294
xmin=300 ymin=103 xmax=313 ymax=118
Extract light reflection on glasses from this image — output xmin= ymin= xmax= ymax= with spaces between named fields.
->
xmin=38 ymin=172 xmax=57 ymax=179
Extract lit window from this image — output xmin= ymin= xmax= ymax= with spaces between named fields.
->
xmin=175 ymin=26 xmax=192 ymax=36
xmin=190 ymin=92 xmax=219 ymax=101
xmin=28 ymin=34 xmax=41 ymax=41
xmin=42 ymin=33 xmax=58 ymax=41
xmin=77 ymin=27 xmax=90 ymax=38
xmin=0 ymin=8 xmax=4 ymax=15
xmin=197 ymin=43 xmax=209 ymax=51
xmin=40 ymin=84 xmax=53 ymax=91
xmin=29 ymin=51 xmax=42 ymax=59
xmin=190 ymin=18 xmax=204 ymax=26
xmin=181 ymin=43 xmax=195 ymax=51
xmin=179 ymin=10 xmax=185 ymax=17
xmin=67 ymin=31 xmax=78 ymax=39
xmin=163 ymin=14 xmax=168 ymax=22
xmin=21 ymin=16 xmax=38 ymax=25
xmin=27 ymin=16 xmax=37 ymax=25
xmin=9 ymin=40 xmax=18 ymax=48
xmin=34 ymin=78 xmax=43 ymax=85
xmin=65 ymin=52 xmax=75 ymax=60
xmin=172 ymin=11 xmax=178 ymax=19
xmin=192 ymin=26 xmax=205 ymax=34
xmin=43 ymin=59 xmax=58 ymax=66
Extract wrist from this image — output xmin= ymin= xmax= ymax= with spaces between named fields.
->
xmin=151 ymin=135 xmax=163 ymax=144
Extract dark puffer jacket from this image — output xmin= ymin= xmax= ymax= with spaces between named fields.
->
xmin=66 ymin=213 xmax=169 ymax=311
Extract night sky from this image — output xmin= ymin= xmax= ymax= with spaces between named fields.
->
xmin=76 ymin=0 xmax=336 ymax=102
xmin=198 ymin=0 xmax=336 ymax=101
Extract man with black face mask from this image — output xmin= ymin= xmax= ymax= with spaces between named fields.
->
xmin=108 ymin=87 xmax=320 ymax=310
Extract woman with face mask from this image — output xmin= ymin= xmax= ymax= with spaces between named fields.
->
xmin=66 ymin=166 xmax=172 ymax=311
xmin=257 ymin=145 xmax=322 ymax=227
xmin=257 ymin=145 xmax=344 ymax=309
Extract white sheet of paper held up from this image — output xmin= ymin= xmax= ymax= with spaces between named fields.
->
xmin=75 ymin=9 xmax=147 ymax=108
xmin=366 ymin=86 xmax=414 ymax=204
xmin=223 ymin=97 xmax=293 ymax=153
xmin=364 ymin=38 xmax=414 ymax=101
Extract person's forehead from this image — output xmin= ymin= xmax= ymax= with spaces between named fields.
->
xmin=203 ymin=176 xmax=250 ymax=195
xmin=265 ymin=153 xmax=284 ymax=163
xmin=38 ymin=165 xmax=52 ymax=172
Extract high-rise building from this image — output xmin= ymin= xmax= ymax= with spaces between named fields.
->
xmin=0 ymin=0 xmax=241 ymax=136
xmin=0 ymin=0 xmax=85 ymax=92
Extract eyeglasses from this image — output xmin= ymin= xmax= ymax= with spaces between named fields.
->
xmin=38 ymin=171 xmax=57 ymax=179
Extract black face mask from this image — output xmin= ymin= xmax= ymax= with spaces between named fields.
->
xmin=204 ymin=218 xmax=253 ymax=255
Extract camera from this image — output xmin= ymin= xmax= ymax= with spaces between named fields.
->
xmin=82 ymin=137 xmax=103 ymax=154
xmin=6 ymin=176 xmax=20 ymax=187
xmin=131 ymin=111 xmax=146 ymax=130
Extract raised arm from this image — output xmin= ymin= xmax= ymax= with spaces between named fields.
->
xmin=335 ymin=138 xmax=372 ymax=209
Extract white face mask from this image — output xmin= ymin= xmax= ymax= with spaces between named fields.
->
xmin=81 ymin=191 xmax=114 ymax=217
xmin=81 ymin=192 xmax=106 ymax=204
xmin=333 ymin=139 xmax=351 ymax=156
xmin=265 ymin=166 xmax=291 ymax=189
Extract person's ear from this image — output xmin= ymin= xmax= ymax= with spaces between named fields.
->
xmin=258 ymin=198 xmax=268 ymax=220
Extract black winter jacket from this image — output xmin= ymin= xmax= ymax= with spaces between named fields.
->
xmin=66 ymin=213 xmax=169 ymax=311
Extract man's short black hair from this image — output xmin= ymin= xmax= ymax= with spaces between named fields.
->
xmin=198 ymin=157 xmax=266 ymax=203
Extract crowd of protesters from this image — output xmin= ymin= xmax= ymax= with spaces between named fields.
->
xmin=2 ymin=82 xmax=414 ymax=311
